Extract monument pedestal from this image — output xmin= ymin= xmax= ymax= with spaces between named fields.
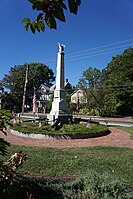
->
xmin=48 ymin=89 xmax=72 ymax=124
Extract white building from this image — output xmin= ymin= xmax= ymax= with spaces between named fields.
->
xmin=37 ymin=84 xmax=51 ymax=112
xmin=71 ymin=89 xmax=86 ymax=104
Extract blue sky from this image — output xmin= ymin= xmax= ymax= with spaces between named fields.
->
xmin=0 ymin=0 xmax=133 ymax=86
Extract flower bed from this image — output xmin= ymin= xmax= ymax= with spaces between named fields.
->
xmin=12 ymin=122 xmax=110 ymax=139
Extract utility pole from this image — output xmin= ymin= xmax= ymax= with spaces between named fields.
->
xmin=22 ymin=65 xmax=29 ymax=114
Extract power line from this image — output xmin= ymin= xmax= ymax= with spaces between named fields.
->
xmin=80 ymin=83 xmax=133 ymax=92
xmin=46 ymin=44 xmax=133 ymax=64
xmin=44 ymin=38 xmax=133 ymax=63
xmin=65 ymin=43 xmax=133 ymax=59
xmin=45 ymin=46 xmax=132 ymax=64
xmin=65 ymin=38 xmax=133 ymax=56
xmin=65 ymin=47 xmax=133 ymax=62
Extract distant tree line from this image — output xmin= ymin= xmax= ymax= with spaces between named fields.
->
xmin=78 ymin=47 xmax=133 ymax=116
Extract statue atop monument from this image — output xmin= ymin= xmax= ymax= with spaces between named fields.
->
xmin=58 ymin=43 xmax=65 ymax=53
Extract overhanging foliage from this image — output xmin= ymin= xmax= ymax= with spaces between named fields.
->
xmin=23 ymin=0 xmax=81 ymax=33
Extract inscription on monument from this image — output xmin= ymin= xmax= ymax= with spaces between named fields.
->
xmin=54 ymin=90 xmax=59 ymax=98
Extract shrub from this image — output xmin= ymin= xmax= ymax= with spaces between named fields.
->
xmin=0 ymin=110 xmax=12 ymax=156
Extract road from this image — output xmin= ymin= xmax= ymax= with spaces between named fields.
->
xmin=19 ymin=113 xmax=133 ymax=127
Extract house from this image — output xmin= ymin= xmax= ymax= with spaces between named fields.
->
xmin=71 ymin=89 xmax=86 ymax=104
xmin=36 ymin=84 xmax=51 ymax=113
xmin=64 ymin=79 xmax=73 ymax=94
xmin=50 ymin=79 xmax=73 ymax=94
xmin=37 ymin=84 xmax=50 ymax=101
xmin=36 ymin=79 xmax=73 ymax=113
xmin=49 ymin=84 xmax=56 ymax=92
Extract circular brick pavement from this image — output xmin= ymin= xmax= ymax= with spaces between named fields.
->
xmin=1 ymin=127 xmax=133 ymax=148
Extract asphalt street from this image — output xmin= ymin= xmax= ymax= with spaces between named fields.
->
xmin=19 ymin=113 xmax=133 ymax=127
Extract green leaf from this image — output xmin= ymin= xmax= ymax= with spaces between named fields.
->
xmin=52 ymin=6 xmax=65 ymax=22
xmin=40 ymin=22 xmax=45 ymax=32
xmin=37 ymin=13 xmax=44 ymax=21
xmin=25 ymin=23 xmax=31 ymax=31
xmin=34 ymin=21 xmax=40 ymax=32
xmin=76 ymin=0 xmax=81 ymax=6
xmin=28 ymin=0 xmax=43 ymax=4
xmin=68 ymin=0 xmax=78 ymax=14
xmin=60 ymin=1 xmax=67 ymax=10
xmin=32 ymin=2 xmax=43 ymax=10
xmin=24 ymin=0 xmax=81 ymax=33
xmin=45 ymin=13 xmax=57 ymax=29
xmin=35 ymin=21 xmax=45 ymax=32
xmin=22 ymin=18 xmax=31 ymax=31
xmin=28 ymin=0 xmax=35 ymax=3
xmin=22 ymin=18 xmax=30 ymax=24
xmin=30 ymin=23 xmax=36 ymax=34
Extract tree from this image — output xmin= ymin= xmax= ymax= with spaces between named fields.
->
xmin=101 ymin=48 xmax=133 ymax=116
xmin=78 ymin=67 xmax=103 ymax=115
xmin=23 ymin=0 xmax=81 ymax=33
xmin=0 ymin=81 xmax=4 ymax=92
xmin=2 ymin=63 xmax=55 ymax=112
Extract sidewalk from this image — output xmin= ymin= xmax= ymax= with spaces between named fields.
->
xmin=81 ymin=116 xmax=133 ymax=127
xmin=1 ymin=127 xmax=133 ymax=149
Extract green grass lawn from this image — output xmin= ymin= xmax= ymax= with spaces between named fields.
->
xmin=1 ymin=124 xmax=133 ymax=198
xmin=2 ymin=145 xmax=133 ymax=185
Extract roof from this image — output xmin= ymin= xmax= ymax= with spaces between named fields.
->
xmin=50 ymin=84 xmax=56 ymax=92
xmin=71 ymin=88 xmax=83 ymax=96
xmin=38 ymin=84 xmax=50 ymax=94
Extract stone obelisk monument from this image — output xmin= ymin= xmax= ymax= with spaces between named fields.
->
xmin=48 ymin=43 xmax=72 ymax=123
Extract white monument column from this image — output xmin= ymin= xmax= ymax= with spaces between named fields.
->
xmin=56 ymin=44 xmax=65 ymax=90
xmin=48 ymin=43 xmax=71 ymax=123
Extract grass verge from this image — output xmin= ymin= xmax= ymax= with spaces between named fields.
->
xmin=1 ymin=170 xmax=133 ymax=199
xmin=1 ymin=145 xmax=133 ymax=185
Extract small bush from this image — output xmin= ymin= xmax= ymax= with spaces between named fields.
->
xmin=0 ymin=110 xmax=12 ymax=156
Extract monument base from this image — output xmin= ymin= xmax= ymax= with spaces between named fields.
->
xmin=47 ymin=113 xmax=72 ymax=125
